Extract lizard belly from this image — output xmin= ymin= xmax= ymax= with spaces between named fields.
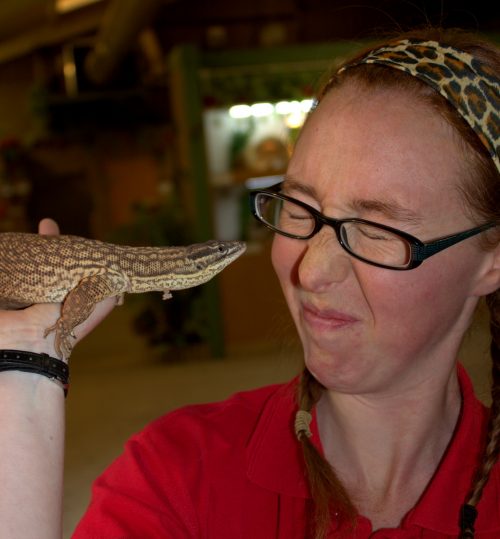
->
xmin=0 ymin=266 xmax=124 ymax=306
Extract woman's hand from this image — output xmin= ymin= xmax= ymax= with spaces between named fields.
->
xmin=0 ymin=218 xmax=116 ymax=359
xmin=0 ymin=218 xmax=117 ymax=538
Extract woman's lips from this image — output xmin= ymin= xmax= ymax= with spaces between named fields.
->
xmin=302 ymin=303 xmax=359 ymax=331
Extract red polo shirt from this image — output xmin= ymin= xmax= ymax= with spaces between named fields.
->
xmin=72 ymin=365 xmax=500 ymax=538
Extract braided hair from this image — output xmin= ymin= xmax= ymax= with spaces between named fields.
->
xmin=460 ymin=292 xmax=500 ymax=538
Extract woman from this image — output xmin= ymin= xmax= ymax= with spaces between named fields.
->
xmin=0 ymin=27 xmax=498 ymax=539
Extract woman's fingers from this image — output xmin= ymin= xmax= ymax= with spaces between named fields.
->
xmin=38 ymin=218 xmax=60 ymax=236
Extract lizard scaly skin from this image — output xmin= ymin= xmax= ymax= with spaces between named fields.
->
xmin=0 ymin=232 xmax=246 ymax=360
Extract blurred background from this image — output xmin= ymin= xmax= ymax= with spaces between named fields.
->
xmin=0 ymin=0 xmax=497 ymax=535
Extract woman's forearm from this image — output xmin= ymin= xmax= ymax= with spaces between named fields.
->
xmin=0 ymin=219 xmax=109 ymax=538
xmin=0 ymin=300 xmax=66 ymax=539
xmin=0 ymin=370 xmax=65 ymax=539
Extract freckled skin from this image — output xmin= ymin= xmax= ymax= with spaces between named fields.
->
xmin=272 ymin=85 xmax=494 ymax=397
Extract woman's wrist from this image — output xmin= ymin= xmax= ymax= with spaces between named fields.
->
xmin=0 ymin=328 xmax=55 ymax=356
xmin=0 ymin=303 xmax=61 ymax=358
xmin=0 ymin=350 xmax=69 ymax=396
xmin=0 ymin=369 xmax=66 ymax=399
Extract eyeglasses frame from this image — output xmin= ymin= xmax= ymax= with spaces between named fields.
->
xmin=249 ymin=188 xmax=497 ymax=270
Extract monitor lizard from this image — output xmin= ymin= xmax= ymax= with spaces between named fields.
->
xmin=0 ymin=232 xmax=246 ymax=359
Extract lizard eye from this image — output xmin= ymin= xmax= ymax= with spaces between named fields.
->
xmin=196 ymin=263 xmax=204 ymax=270
xmin=218 ymin=245 xmax=224 ymax=253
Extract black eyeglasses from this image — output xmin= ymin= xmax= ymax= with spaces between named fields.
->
xmin=250 ymin=188 xmax=497 ymax=270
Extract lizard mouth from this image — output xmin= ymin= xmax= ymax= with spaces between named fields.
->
xmin=176 ymin=240 xmax=247 ymax=287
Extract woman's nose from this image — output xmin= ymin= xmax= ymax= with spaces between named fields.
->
xmin=297 ymin=228 xmax=351 ymax=292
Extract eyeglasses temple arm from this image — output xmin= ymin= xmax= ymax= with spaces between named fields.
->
xmin=412 ymin=223 xmax=496 ymax=262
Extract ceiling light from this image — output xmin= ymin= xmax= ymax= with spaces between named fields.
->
xmin=229 ymin=105 xmax=252 ymax=119
xmin=250 ymin=103 xmax=273 ymax=117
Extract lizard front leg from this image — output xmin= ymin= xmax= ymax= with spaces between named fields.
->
xmin=44 ymin=273 xmax=125 ymax=360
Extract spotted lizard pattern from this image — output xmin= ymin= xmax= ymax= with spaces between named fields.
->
xmin=0 ymin=232 xmax=246 ymax=359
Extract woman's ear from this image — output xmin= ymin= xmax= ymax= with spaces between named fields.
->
xmin=472 ymin=244 xmax=500 ymax=297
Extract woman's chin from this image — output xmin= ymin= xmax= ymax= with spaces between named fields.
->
xmin=303 ymin=347 xmax=367 ymax=393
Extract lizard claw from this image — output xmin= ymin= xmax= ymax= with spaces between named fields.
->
xmin=43 ymin=319 xmax=73 ymax=360
xmin=44 ymin=324 xmax=56 ymax=339
xmin=162 ymin=291 xmax=172 ymax=300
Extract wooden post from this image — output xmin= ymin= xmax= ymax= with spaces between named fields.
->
xmin=169 ymin=44 xmax=225 ymax=358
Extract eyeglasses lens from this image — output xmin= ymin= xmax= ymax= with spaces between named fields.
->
xmin=256 ymin=193 xmax=412 ymax=268
xmin=341 ymin=222 xmax=412 ymax=268
xmin=256 ymin=193 xmax=315 ymax=237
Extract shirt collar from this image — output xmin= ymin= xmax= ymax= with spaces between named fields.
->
xmin=406 ymin=364 xmax=500 ymax=534
xmin=246 ymin=377 xmax=311 ymax=498
xmin=246 ymin=365 xmax=500 ymax=533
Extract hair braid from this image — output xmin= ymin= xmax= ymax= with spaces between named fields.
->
xmin=460 ymin=291 xmax=500 ymax=538
xmin=296 ymin=368 xmax=356 ymax=538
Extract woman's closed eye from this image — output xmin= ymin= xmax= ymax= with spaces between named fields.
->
xmin=285 ymin=211 xmax=310 ymax=220
xmin=281 ymin=201 xmax=312 ymax=220
xmin=357 ymin=226 xmax=393 ymax=241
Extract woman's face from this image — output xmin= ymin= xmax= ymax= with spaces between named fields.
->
xmin=272 ymin=85 xmax=493 ymax=396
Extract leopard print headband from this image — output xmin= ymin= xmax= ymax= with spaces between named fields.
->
xmin=337 ymin=39 xmax=500 ymax=173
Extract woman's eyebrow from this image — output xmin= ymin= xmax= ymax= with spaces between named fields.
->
xmin=281 ymin=177 xmax=422 ymax=224
xmin=281 ymin=177 xmax=318 ymax=198
xmin=350 ymin=197 xmax=422 ymax=224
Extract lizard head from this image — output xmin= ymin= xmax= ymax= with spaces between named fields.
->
xmin=171 ymin=240 xmax=246 ymax=289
